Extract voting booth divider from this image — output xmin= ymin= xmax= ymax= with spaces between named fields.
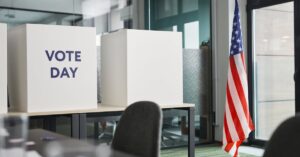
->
xmin=8 ymin=24 xmax=97 ymax=112
xmin=0 ymin=23 xmax=7 ymax=113
xmin=101 ymin=29 xmax=183 ymax=107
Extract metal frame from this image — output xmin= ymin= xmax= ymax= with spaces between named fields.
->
xmin=29 ymin=106 xmax=195 ymax=157
xmin=187 ymin=107 xmax=195 ymax=157
xmin=144 ymin=0 xmax=213 ymax=148
xmin=294 ymin=0 xmax=300 ymax=113
xmin=246 ymin=0 xmax=296 ymax=147
xmin=77 ymin=107 xmax=195 ymax=157
xmin=71 ymin=114 xmax=80 ymax=138
xmin=248 ymin=0 xmax=293 ymax=9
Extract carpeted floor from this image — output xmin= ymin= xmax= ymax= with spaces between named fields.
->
xmin=161 ymin=144 xmax=259 ymax=157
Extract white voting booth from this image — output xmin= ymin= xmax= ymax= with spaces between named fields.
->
xmin=101 ymin=29 xmax=183 ymax=107
xmin=8 ymin=24 xmax=97 ymax=112
xmin=0 ymin=23 xmax=7 ymax=113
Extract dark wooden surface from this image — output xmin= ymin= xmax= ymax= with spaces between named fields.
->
xmin=28 ymin=129 xmax=135 ymax=157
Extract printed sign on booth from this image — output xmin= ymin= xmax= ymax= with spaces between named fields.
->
xmin=8 ymin=24 xmax=97 ymax=112
xmin=45 ymin=50 xmax=82 ymax=78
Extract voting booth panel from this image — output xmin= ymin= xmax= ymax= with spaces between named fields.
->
xmin=0 ymin=23 xmax=7 ymax=113
xmin=8 ymin=24 xmax=97 ymax=112
xmin=101 ymin=29 xmax=183 ymax=107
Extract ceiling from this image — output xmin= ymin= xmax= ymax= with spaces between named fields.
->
xmin=0 ymin=0 xmax=82 ymax=14
xmin=0 ymin=0 xmax=127 ymax=15
xmin=0 ymin=0 xmax=127 ymax=26
xmin=0 ymin=8 xmax=82 ymax=26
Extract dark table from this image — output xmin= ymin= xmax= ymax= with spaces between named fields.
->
xmin=27 ymin=104 xmax=195 ymax=157
xmin=28 ymin=129 xmax=135 ymax=157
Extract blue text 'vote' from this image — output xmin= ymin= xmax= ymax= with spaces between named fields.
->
xmin=46 ymin=50 xmax=81 ymax=62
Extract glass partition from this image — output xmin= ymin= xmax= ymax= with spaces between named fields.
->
xmin=1 ymin=0 xmax=213 ymax=151
xmin=0 ymin=8 xmax=82 ymax=27
xmin=148 ymin=0 xmax=213 ymax=148
xmin=252 ymin=2 xmax=295 ymax=140
xmin=1 ymin=0 xmax=140 ymax=140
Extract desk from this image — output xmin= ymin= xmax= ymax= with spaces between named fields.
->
xmin=26 ymin=104 xmax=195 ymax=157
xmin=28 ymin=129 xmax=135 ymax=157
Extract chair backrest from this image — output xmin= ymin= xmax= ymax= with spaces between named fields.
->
xmin=263 ymin=114 xmax=300 ymax=157
xmin=111 ymin=101 xmax=162 ymax=157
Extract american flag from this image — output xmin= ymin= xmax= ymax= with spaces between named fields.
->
xmin=223 ymin=0 xmax=254 ymax=156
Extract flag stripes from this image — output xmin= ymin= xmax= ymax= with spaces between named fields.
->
xmin=222 ymin=1 xmax=254 ymax=156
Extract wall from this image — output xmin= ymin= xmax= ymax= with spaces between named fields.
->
xmin=0 ymin=24 xmax=7 ymax=113
xmin=212 ymin=0 xmax=248 ymax=142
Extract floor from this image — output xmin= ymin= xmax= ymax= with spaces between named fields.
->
xmin=161 ymin=144 xmax=260 ymax=157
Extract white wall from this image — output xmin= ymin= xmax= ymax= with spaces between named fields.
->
xmin=212 ymin=0 xmax=248 ymax=142
xmin=0 ymin=24 xmax=7 ymax=113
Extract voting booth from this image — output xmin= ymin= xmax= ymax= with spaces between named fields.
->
xmin=8 ymin=24 xmax=97 ymax=112
xmin=101 ymin=29 xmax=183 ymax=107
xmin=0 ymin=23 xmax=7 ymax=113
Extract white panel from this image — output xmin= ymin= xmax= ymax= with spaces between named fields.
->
xmin=184 ymin=21 xmax=199 ymax=49
xmin=8 ymin=24 xmax=97 ymax=112
xmin=82 ymin=0 xmax=110 ymax=17
xmin=211 ymin=0 xmax=230 ymax=142
xmin=8 ymin=25 xmax=27 ymax=112
xmin=109 ymin=9 xmax=124 ymax=31
xmin=127 ymin=30 xmax=183 ymax=106
xmin=0 ymin=24 xmax=7 ymax=113
xmin=101 ymin=30 xmax=127 ymax=106
xmin=101 ymin=29 xmax=183 ymax=107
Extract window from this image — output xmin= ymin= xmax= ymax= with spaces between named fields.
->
xmin=147 ymin=0 xmax=213 ymax=148
xmin=252 ymin=2 xmax=295 ymax=140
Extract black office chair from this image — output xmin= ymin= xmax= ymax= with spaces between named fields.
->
xmin=263 ymin=115 xmax=300 ymax=157
xmin=111 ymin=101 xmax=162 ymax=157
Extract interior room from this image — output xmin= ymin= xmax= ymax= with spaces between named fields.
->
xmin=0 ymin=0 xmax=298 ymax=157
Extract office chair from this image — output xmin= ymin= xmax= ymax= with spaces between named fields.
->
xmin=263 ymin=114 xmax=300 ymax=157
xmin=111 ymin=101 xmax=162 ymax=157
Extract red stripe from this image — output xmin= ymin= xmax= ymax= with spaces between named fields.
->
xmin=223 ymin=114 xmax=233 ymax=144
xmin=237 ymin=54 xmax=255 ymax=131
xmin=229 ymin=57 xmax=252 ymax=127
xmin=241 ymin=53 xmax=255 ymax=130
xmin=236 ymin=52 xmax=254 ymax=130
xmin=233 ymin=149 xmax=238 ymax=157
xmin=248 ymin=115 xmax=255 ymax=130
xmin=223 ymin=52 xmax=255 ymax=156
xmin=226 ymin=83 xmax=245 ymax=140
xmin=224 ymin=142 xmax=234 ymax=152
